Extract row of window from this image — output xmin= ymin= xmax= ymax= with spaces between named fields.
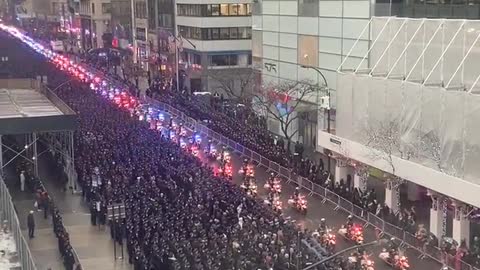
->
xmin=210 ymin=54 xmax=238 ymax=66
xmin=77 ymin=2 xmax=111 ymax=15
xmin=182 ymin=52 xmax=252 ymax=67
xmin=135 ymin=1 xmax=147 ymax=19
xmin=178 ymin=26 xmax=252 ymax=40
xmin=177 ymin=4 xmax=251 ymax=17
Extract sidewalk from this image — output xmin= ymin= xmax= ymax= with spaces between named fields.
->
xmin=4 ymin=163 xmax=65 ymax=270
xmin=34 ymin=145 xmax=133 ymax=270
xmin=4 ymin=142 xmax=132 ymax=270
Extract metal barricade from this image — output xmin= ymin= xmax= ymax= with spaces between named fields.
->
xmin=425 ymin=246 xmax=446 ymax=265
xmin=287 ymin=174 xmax=298 ymax=185
xmin=260 ymin=156 xmax=270 ymax=169
xmin=228 ymin=139 xmax=236 ymax=150
xmin=312 ymin=183 xmax=326 ymax=199
xmin=338 ymin=196 xmax=354 ymax=213
xmin=352 ymin=204 xmax=368 ymax=222
xmin=403 ymin=232 xmax=420 ymax=250
xmin=251 ymin=151 xmax=261 ymax=163
xmin=212 ymin=131 xmax=221 ymax=141
xmin=220 ymin=133 xmax=229 ymax=146
xmin=235 ymin=143 xmax=244 ymax=154
xmin=280 ymin=166 xmax=290 ymax=179
xmin=244 ymin=148 xmax=252 ymax=159
xmin=301 ymin=178 xmax=313 ymax=194
xmin=383 ymin=222 xmax=406 ymax=241
xmin=270 ymin=162 xmax=280 ymax=174
xmin=367 ymin=212 xmax=385 ymax=231
xmin=0 ymin=178 xmax=38 ymax=270
xmin=325 ymin=189 xmax=339 ymax=206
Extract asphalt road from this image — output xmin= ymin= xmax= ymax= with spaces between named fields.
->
xmin=159 ymin=114 xmax=443 ymax=270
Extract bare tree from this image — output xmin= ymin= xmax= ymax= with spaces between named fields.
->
xmin=418 ymin=131 xmax=443 ymax=172
xmin=362 ymin=119 xmax=414 ymax=213
xmin=362 ymin=119 xmax=417 ymax=175
xmin=208 ymin=68 xmax=256 ymax=103
xmin=253 ymin=80 xmax=320 ymax=151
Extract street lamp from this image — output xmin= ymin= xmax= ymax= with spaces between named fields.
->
xmin=302 ymin=240 xmax=381 ymax=270
xmin=301 ymin=63 xmax=332 ymax=172
xmin=173 ymin=33 xmax=196 ymax=93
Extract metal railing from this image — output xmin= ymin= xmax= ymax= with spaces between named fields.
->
xmin=0 ymin=176 xmax=37 ymax=270
xmin=33 ymin=176 xmax=82 ymax=270
xmin=156 ymin=100 xmax=480 ymax=270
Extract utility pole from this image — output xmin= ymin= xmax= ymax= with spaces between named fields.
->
xmin=131 ymin=0 xmax=137 ymax=64
xmin=301 ymin=65 xmax=331 ymax=172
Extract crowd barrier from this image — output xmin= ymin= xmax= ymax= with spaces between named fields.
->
xmin=157 ymin=101 xmax=480 ymax=270
xmin=0 ymin=176 xmax=37 ymax=270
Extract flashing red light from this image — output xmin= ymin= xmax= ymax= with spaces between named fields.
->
xmin=94 ymin=77 xmax=101 ymax=83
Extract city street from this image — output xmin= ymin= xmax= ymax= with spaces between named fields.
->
xmin=157 ymin=112 xmax=444 ymax=270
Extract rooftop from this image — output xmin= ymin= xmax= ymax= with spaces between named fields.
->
xmin=0 ymin=79 xmax=77 ymax=135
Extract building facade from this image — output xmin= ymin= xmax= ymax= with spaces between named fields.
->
xmin=77 ymin=0 xmax=111 ymax=49
xmin=252 ymin=0 xmax=480 ymax=246
xmin=175 ymin=0 xmax=252 ymax=92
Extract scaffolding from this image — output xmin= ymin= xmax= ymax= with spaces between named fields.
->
xmin=336 ymin=17 xmax=480 ymax=184
xmin=0 ymin=79 xmax=76 ymax=186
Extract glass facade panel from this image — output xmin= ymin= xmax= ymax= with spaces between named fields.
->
xmin=298 ymin=0 xmax=319 ymax=17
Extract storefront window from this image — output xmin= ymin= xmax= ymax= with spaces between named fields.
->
xmin=210 ymin=54 xmax=238 ymax=66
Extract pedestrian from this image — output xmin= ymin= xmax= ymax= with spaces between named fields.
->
xmin=90 ymin=201 xmax=97 ymax=226
xmin=20 ymin=170 xmax=25 ymax=191
xmin=27 ymin=210 xmax=35 ymax=238
xmin=42 ymin=192 xmax=49 ymax=219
